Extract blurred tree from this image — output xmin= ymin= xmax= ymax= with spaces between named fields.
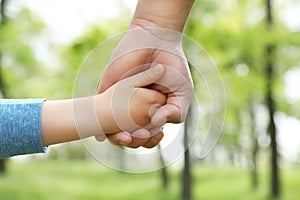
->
xmin=158 ymin=144 xmax=169 ymax=189
xmin=249 ymin=98 xmax=259 ymax=190
xmin=265 ymin=0 xmax=280 ymax=197
xmin=182 ymin=100 xmax=194 ymax=200
xmin=0 ymin=0 xmax=8 ymax=174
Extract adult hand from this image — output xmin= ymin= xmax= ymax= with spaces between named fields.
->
xmin=96 ymin=27 xmax=193 ymax=148
xmin=95 ymin=0 xmax=194 ymax=148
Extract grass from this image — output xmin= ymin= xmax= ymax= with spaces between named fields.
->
xmin=0 ymin=159 xmax=299 ymax=200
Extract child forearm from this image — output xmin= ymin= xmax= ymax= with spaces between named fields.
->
xmin=41 ymin=99 xmax=82 ymax=146
xmin=41 ymin=96 xmax=106 ymax=146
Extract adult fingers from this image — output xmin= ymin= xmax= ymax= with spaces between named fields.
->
xmin=95 ymin=134 xmax=106 ymax=142
xmin=105 ymin=132 xmax=132 ymax=146
xmin=142 ymin=131 xmax=164 ymax=148
xmin=95 ymin=130 xmax=163 ymax=149
xmin=124 ymin=129 xmax=151 ymax=148
xmin=106 ymin=129 xmax=152 ymax=148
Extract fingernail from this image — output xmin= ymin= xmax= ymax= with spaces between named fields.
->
xmin=118 ymin=133 xmax=132 ymax=145
xmin=118 ymin=139 xmax=130 ymax=146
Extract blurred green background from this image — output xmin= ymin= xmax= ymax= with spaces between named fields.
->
xmin=1 ymin=0 xmax=300 ymax=199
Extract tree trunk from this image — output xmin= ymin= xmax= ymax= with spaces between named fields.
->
xmin=249 ymin=99 xmax=259 ymax=190
xmin=0 ymin=0 xmax=8 ymax=24
xmin=182 ymin=104 xmax=193 ymax=200
xmin=0 ymin=0 xmax=8 ymax=96
xmin=158 ymin=144 xmax=169 ymax=189
xmin=266 ymin=44 xmax=280 ymax=198
xmin=0 ymin=159 xmax=5 ymax=174
xmin=265 ymin=0 xmax=280 ymax=198
xmin=0 ymin=0 xmax=8 ymax=175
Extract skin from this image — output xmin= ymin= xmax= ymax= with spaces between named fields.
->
xmin=97 ymin=0 xmax=195 ymax=148
xmin=41 ymin=66 xmax=166 ymax=146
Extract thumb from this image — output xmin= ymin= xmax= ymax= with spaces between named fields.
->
xmin=126 ymin=64 xmax=164 ymax=87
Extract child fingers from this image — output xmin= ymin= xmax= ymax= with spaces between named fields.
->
xmin=126 ymin=64 xmax=164 ymax=87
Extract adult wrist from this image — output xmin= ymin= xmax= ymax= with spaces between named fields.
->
xmin=131 ymin=0 xmax=195 ymax=32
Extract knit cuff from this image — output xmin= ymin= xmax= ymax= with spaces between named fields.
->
xmin=0 ymin=99 xmax=48 ymax=158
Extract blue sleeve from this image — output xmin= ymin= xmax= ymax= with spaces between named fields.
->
xmin=0 ymin=99 xmax=48 ymax=158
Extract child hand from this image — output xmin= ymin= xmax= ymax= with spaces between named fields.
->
xmin=96 ymin=65 xmax=166 ymax=134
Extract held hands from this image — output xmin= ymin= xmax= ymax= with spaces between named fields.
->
xmin=96 ymin=26 xmax=194 ymax=148
xmin=96 ymin=65 xmax=166 ymax=135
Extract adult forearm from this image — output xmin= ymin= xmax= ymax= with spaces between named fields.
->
xmin=131 ymin=0 xmax=195 ymax=32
